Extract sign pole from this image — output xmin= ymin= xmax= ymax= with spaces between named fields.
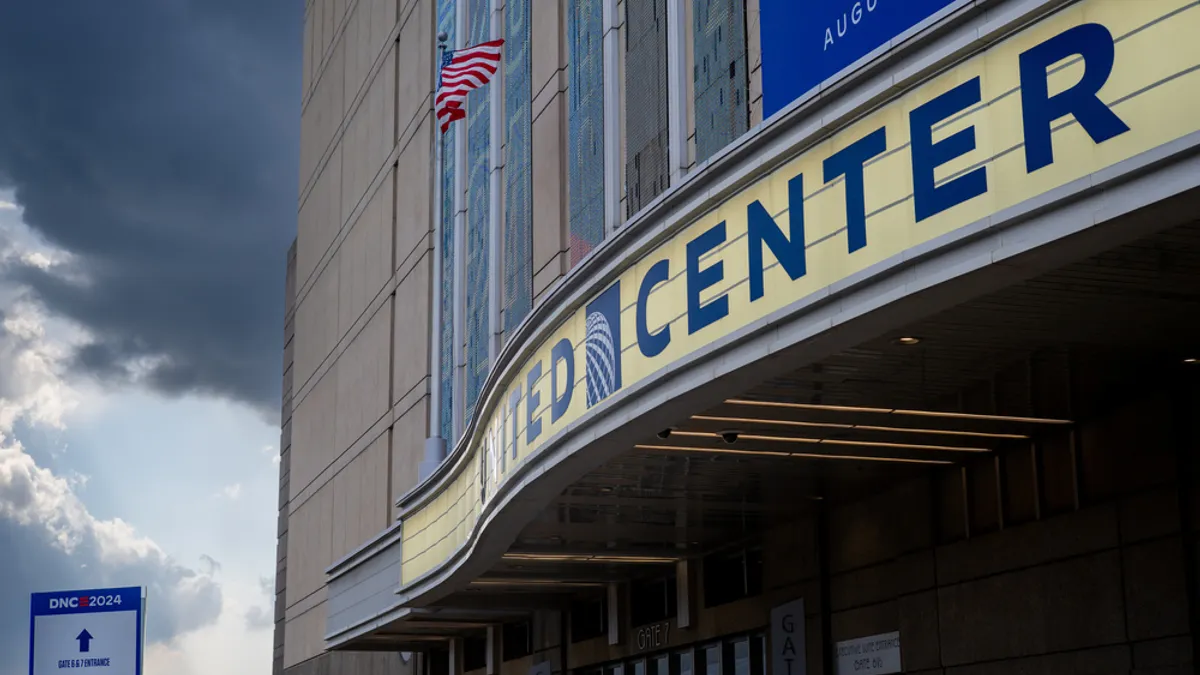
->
xmin=139 ymin=588 xmax=147 ymax=675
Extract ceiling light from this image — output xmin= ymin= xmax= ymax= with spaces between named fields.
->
xmin=672 ymin=430 xmax=988 ymax=452
xmin=469 ymin=579 xmax=606 ymax=588
xmin=725 ymin=399 xmax=1071 ymax=424
xmin=895 ymin=409 xmax=1072 ymax=424
xmin=895 ymin=336 xmax=922 ymax=345
xmin=502 ymin=553 xmax=676 ymax=564
xmin=727 ymin=399 xmax=893 ymax=414
xmin=634 ymin=443 xmax=953 ymax=465
xmin=691 ymin=415 xmax=1029 ymax=440
xmin=1185 ymin=357 xmax=1198 ymax=364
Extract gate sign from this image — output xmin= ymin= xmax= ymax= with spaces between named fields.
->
xmin=760 ymin=0 xmax=959 ymax=118
xmin=29 ymin=587 xmax=144 ymax=675
xmin=770 ymin=598 xmax=806 ymax=675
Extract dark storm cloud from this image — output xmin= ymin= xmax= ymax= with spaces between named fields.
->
xmin=0 ymin=1 xmax=301 ymax=415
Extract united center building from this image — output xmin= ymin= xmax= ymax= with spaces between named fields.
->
xmin=276 ymin=1 xmax=1200 ymax=674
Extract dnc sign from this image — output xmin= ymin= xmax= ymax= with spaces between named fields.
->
xmin=29 ymin=587 xmax=144 ymax=675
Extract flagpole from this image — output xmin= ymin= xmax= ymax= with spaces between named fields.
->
xmin=422 ymin=32 xmax=450 ymax=480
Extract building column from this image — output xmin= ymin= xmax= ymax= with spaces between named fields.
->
xmin=676 ymin=559 xmax=695 ymax=630
xmin=487 ymin=625 xmax=502 ymax=675
xmin=665 ymin=0 xmax=688 ymax=186
xmin=450 ymin=0 xmax=471 ymax=441
xmin=607 ymin=582 xmax=622 ymax=646
xmin=487 ymin=0 xmax=505 ymax=363
xmin=816 ymin=499 xmax=833 ymax=675
xmin=601 ymin=0 xmax=623 ymax=233
xmin=450 ymin=637 xmax=466 ymax=675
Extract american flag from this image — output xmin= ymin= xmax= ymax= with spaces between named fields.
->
xmin=435 ymin=39 xmax=504 ymax=134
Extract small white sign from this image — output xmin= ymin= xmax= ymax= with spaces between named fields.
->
xmin=770 ymin=599 xmax=806 ymax=675
xmin=834 ymin=632 xmax=901 ymax=675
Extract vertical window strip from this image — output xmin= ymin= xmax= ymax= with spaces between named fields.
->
xmin=624 ymin=0 xmax=671 ymax=217
xmin=567 ymin=0 xmax=606 ymax=267
xmin=464 ymin=0 xmax=492 ymax=422
xmin=692 ymin=0 xmax=749 ymax=165
xmin=503 ymin=0 xmax=533 ymax=336
xmin=437 ymin=0 xmax=456 ymax=441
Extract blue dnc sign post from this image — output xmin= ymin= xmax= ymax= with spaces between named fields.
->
xmin=760 ymin=0 xmax=959 ymax=118
xmin=29 ymin=587 xmax=145 ymax=675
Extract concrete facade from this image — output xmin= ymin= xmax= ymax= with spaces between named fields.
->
xmin=284 ymin=0 xmax=421 ymax=671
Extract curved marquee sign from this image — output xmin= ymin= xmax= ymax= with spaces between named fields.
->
xmin=400 ymin=0 xmax=1200 ymax=586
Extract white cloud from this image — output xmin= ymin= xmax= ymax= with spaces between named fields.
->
xmin=215 ymin=482 xmax=243 ymax=501
xmin=243 ymin=574 xmax=276 ymax=631
xmin=199 ymin=554 xmax=223 ymax=577
xmin=148 ymin=580 xmax=273 ymax=675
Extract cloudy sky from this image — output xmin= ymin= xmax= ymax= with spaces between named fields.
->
xmin=0 ymin=2 xmax=300 ymax=674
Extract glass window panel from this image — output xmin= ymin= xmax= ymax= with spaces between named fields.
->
xmin=624 ymin=0 xmax=670 ymax=216
xmin=652 ymin=655 xmax=670 ymax=675
xmin=732 ymin=639 xmax=750 ymax=675
xmin=692 ymin=0 xmax=749 ymax=164
xmin=503 ymin=0 xmax=533 ymax=335
xmin=751 ymin=634 xmax=766 ymax=675
xmin=436 ymin=0 xmax=456 ymax=440
xmin=464 ymin=0 xmax=491 ymax=421
xmin=567 ymin=0 xmax=606 ymax=266
xmin=704 ymin=644 xmax=721 ymax=675
xmin=676 ymin=650 xmax=694 ymax=675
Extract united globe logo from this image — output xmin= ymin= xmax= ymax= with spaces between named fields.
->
xmin=584 ymin=282 xmax=623 ymax=408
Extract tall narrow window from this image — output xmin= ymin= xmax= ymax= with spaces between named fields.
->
xmin=436 ymin=0 xmax=456 ymax=441
xmin=693 ymin=0 xmax=749 ymax=164
xmin=624 ymin=0 xmax=670 ymax=216
xmin=464 ymin=0 xmax=491 ymax=421
xmin=567 ymin=0 xmax=606 ymax=267
xmin=503 ymin=0 xmax=533 ymax=336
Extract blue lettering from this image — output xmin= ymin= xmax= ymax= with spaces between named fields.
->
xmin=636 ymin=260 xmax=672 ymax=357
xmin=824 ymin=127 xmax=886 ymax=252
xmin=508 ymin=388 xmax=520 ymax=459
xmin=526 ymin=362 xmax=542 ymax=444
xmin=910 ymin=77 xmax=988 ymax=222
xmin=1019 ymin=22 xmax=1129 ymax=173
xmin=550 ymin=338 xmax=574 ymax=422
xmin=686 ymin=222 xmax=729 ymax=334
xmin=748 ymin=173 xmax=807 ymax=301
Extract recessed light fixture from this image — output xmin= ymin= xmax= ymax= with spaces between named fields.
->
xmin=895 ymin=336 xmax=922 ymax=345
xmin=502 ymin=553 xmax=677 ymax=564
xmin=1185 ymin=357 xmax=1198 ymax=364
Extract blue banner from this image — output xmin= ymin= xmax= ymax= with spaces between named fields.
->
xmin=760 ymin=0 xmax=959 ymax=118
